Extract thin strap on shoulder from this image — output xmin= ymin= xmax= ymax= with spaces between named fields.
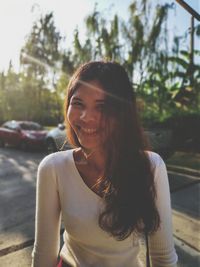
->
xmin=145 ymin=231 xmax=151 ymax=267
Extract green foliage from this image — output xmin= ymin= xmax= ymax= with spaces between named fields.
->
xmin=0 ymin=0 xmax=200 ymax=126
xmin=0 ymin=13 xmax=64 ymax=125
xmin=167 ymin=50 xmax=200 ymax=109
xmin=20 ymin=13 xmax=62 ymax=77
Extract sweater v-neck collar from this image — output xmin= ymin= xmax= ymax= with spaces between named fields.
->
xmin=69 ymin=149 xmax=102 ymax=200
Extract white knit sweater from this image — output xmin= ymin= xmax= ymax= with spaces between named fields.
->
xmin=32 ymin=149 xmax=178 ymax=267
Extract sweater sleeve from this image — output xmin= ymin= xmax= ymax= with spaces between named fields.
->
xmin=149 ymin=154 xmax=178 ymax=267
xmin=32 ymin=155 xmax=61 ymax=267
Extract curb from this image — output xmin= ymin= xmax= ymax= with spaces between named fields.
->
xmin=167 ymin=164 xmax=200 ymax=178
xmin=172 ymin=210 xmax=200 ymax=252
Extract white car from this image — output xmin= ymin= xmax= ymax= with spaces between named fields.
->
xmin=45 ymin=123 xmax=71 ymax=154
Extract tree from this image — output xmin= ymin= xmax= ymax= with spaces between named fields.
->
xmin=0 ymin=71 xmax=6 ymax=122
xmin=167 ymin=50 xmax=200 ymax=110
xmin=20 ymin=12 xmax=62 ymax=86
xmin=67 ymin=4 xmax=122 ymax=65
xmin=2 ymin=1 xmax=199 ymax=125
xmin=121 ymin=1 xmax=174 ymax=83
xmin=1 ymin=62 xmax=24 ymax=120
xmin=18 ymin=12 xmax=64 ymax=124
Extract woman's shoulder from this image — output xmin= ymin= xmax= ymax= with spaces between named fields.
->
xmin=38 ymin=149 xmax=74 ymax=171
xmin=145 ymin=151 xmax=168 ymax=187
xmin=145 ymin=151 xmax=166 ymax=170
xmin=37 ymin=150 xmax=75 ymax=186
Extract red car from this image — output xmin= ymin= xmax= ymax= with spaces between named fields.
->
xmin=0 ymin=120 xmax=47 ymax=150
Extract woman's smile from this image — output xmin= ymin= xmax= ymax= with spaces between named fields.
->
xmin=76 ymin=125 xmax=100 ymax=139
xmin=81 ymin=127 xmax=98 ymax=134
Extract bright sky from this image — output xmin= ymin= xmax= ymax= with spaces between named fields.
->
xmin=0 ymin=0 xmax=199 ymax=72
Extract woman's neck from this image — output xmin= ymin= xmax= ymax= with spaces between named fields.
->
xmin=83 ymin=148 xmax=105 ymax=171
xmin=75 ymin=147 xmax=106 ymax=175
xmin=73 ymin=147 xmax=106 ymax=196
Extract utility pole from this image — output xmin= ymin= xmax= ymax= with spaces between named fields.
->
xmin=189 ymin=15 xmax=194 ymax=87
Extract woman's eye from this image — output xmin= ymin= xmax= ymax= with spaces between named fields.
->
xmin=72 ymin=101 xmax=83 ymax=107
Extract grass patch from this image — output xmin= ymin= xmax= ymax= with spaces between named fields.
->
xmin=166 ymin=151 xmax=200 ymax=170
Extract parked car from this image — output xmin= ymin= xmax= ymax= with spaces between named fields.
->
xmin=45 ymin=123 xmax=174 ymax=159
xmin=0 ymin=120 xmax=47 ymax=150
xmin=45 ymin=123 xmax=71 ymax=154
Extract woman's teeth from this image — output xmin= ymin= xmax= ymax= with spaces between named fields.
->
xmin=81 ymin=128 xmax=97 ymax=134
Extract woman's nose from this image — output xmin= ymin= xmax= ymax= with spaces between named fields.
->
xmin=80 ymin=109 xmax=97 ymax=122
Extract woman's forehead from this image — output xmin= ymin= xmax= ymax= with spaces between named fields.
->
xmin=72 ymin=80 xmax=106 ymax=99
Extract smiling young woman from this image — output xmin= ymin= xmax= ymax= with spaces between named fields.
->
xmin=67 ymin=80 xmax=107 ymax=153
xmin=32 ymin=61 xmax=178 ymax=267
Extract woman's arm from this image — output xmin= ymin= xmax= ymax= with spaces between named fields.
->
xmin=149 ymin=153 xmax=178 ymax=267
xmin=32 ymin=155 xmax=61 ymax=267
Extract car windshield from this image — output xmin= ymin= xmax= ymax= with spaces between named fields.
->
xmin=19 ymin=122 xmax=43 ymax=131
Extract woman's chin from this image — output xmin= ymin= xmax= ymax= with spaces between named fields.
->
xmin=78 ymin=137 xmax=101 ymax=149
xmin=79 ymin=142 xmax=102 ymax=154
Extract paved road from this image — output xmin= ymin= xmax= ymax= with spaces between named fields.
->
xmin=0 ymin=147 xmax=199 ymax=266
xmin=0 ymin=147 xmax=45 ymax=253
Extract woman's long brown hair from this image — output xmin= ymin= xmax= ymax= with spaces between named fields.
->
xmin=64 ymin=61 xmax=160 ymax=240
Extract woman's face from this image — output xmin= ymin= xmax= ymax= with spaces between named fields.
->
xmin=67 ymin=80 xmax=108 ymax=152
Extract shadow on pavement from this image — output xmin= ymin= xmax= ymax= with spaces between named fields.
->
xmin=0 ymin=147 xmax=45 ymax=254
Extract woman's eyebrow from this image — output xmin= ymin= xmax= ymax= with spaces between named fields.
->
xmin=72 ymin=97 xmax=105 ymax=103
